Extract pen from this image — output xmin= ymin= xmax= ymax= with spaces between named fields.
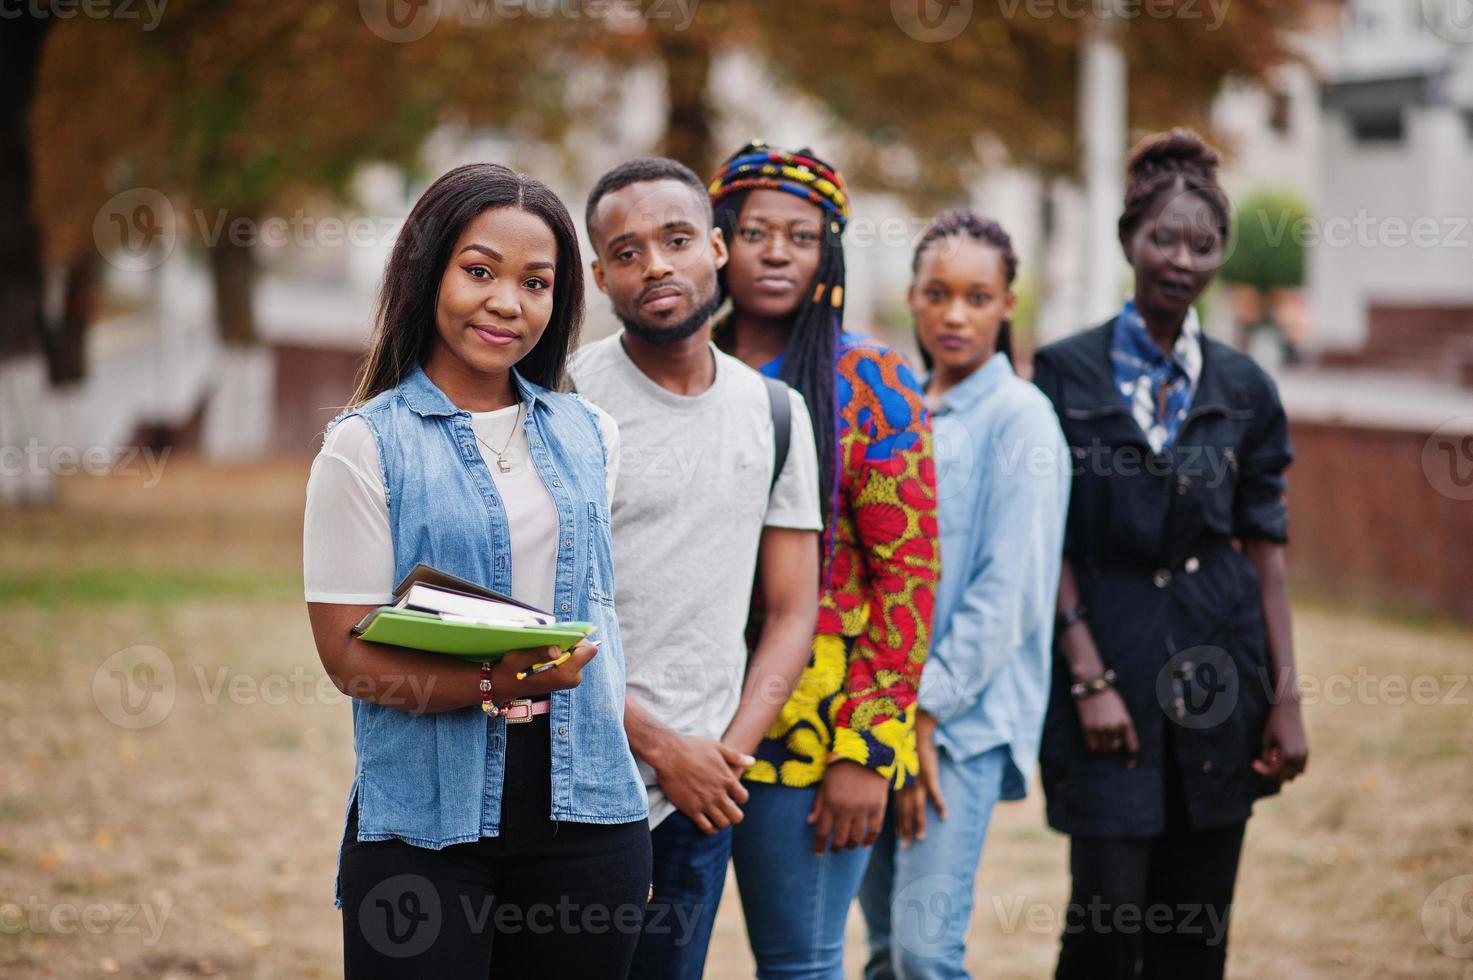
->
xmin=516 ymin=639 xmax=600 ymax=680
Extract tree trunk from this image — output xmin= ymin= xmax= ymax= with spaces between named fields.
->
xmin=1037 ymin=174 xmax=1056 ymax=287
xmin=44 ymin=249 xmax=100 ymax=385
xmin=657 ymin=31 xmax=714 ymax=176
xmin=1078 ymin=11 xmax=1127 ymax=329
xmin=202 ymin=211 xmax=270 ymax=460
xmin=0 ymin=15 xmax=52 ymax=362
xmin=1034 ymin=174 xmax=1075 ymax=349
xmin=209 ymin=216 xmax=258 ymax=347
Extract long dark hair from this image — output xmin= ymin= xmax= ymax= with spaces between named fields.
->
xmin=349 ymin=163 xmax=585 ymax=406
xmin=711 ymin=149 xmax=846 ymax=520
xmin=911 ymin=208 xmax=1019 ymax=371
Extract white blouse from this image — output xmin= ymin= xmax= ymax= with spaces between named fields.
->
xmin=303 ymin=401 xmax=619 ymax=614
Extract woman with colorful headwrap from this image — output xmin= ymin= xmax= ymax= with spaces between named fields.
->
xmin=709 ymin=141 xmax=940 ymax=977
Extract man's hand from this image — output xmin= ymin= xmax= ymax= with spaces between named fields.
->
xmin=809 ymin=759 xmax=888 ymax=854
xmin=897 ymin=711 xmax=947 ymax=847
xmin=650 ymin=734 xmax=754 ymax=835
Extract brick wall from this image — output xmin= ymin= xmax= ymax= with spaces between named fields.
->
xmin=271 ymin=344 xmax=363 ymax=455
xmin=1286 ymin=420 xmax=1473 ymax=622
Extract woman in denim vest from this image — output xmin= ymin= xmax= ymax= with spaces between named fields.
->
xmin=304 ymin=163 xmax=649 ymax=977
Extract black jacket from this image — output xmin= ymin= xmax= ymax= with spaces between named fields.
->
xmin=1031 ymin=319 xmax=1293 ymax=838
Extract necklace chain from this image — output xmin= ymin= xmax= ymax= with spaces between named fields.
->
xmin=473 ymin=401 xmax=523 ymax=470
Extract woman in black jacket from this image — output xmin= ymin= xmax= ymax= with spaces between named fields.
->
xmin=1032 ymin=128 xmax=1308 ymax=980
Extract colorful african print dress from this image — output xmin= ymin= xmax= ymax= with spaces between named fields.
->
xmin=748 ymin=332 xmax=940 ymax=790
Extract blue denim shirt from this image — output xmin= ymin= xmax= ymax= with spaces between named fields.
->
xmin=916 ymin=353 xmax=1071 ymax=799
xmin=330 ymin=366 xmax=646 ymax=901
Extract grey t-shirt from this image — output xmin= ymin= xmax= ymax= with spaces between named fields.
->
xmin=569 ymin=333 xmax=823 ymax=827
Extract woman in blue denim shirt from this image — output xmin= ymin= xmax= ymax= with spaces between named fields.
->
xmin=859 ymin=211 xmax=1070 ymax=980
xmin=303 ymin=164 xmax=649 ymax=977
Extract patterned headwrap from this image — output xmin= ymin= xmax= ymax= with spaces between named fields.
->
xmin=708 ymin=141 xmax=850 ymax=231
xmin=708 ymin=140 xmax=849 ymax=543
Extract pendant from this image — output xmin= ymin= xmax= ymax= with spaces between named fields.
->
xmin=496 ymin=457 xmax=513 ymax=474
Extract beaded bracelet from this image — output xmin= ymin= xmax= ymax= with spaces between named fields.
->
xmin=1070 ymin=669 xmax=1117 ymax=701
xmin=480 ymin=662 xmax=507 ymax=717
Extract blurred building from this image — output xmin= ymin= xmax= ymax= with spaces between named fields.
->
xmin=1311 ymin=0 xmax=1473 ymax=383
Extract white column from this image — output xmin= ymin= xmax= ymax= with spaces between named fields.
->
xmin=1077 ymin=6 xmax=1128 ymax=333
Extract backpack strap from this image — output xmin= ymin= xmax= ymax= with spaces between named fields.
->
xmin=761 ymin=374 xmax=792 ymax=496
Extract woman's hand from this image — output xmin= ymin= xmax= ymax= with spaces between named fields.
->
xmin=1076 ymin=687 xmax=1138 ymax=768
xmin=1252 ymin=697 xmax=1308 ymax=783
xmin=490 ymin=639 xmax=600 ymax=700
xmin=897 ymin=710 xmax=947 ymax=847
xmin=810 ymin=760 xmax=889 ymax=854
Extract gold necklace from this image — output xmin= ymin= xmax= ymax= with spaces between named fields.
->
xmin=473 ymin=402 xmax=523 ymax=475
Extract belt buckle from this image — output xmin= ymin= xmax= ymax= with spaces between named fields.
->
xmin=503 ymin=698 xmax=535 ymax=724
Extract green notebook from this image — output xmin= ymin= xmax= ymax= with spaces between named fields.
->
xmin=355 ymin=607 xmax=596 ymax=661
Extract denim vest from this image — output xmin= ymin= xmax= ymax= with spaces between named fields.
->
xmin=331 ymin=366 xmax=647 ymax=890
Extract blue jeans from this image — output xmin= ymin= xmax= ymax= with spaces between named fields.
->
xmin=858 ymin=746 xmax=1009 ymax=980
xmin=629 ymin=810 xmax=732 ymax=980
xmin=731 ymin=781 xmax=875 ymax=979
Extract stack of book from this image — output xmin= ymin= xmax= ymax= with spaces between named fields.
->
xmin=352 ymin=565 xmax=594 ymax=661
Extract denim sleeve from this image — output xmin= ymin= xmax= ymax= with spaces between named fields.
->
xmin=918 ymin=402 xmax=1070 ymax=724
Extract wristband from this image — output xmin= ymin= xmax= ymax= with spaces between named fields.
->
xmin=1056 ymin=603 xmax=1088 ymax=632
xmin=1070 ymin=669 xmax=1116 ymax=701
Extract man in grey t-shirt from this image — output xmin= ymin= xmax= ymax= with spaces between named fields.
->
xmin=570 ymin=158 xmax=821 ymax=980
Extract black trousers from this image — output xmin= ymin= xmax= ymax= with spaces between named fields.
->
xmin=339 ymin=714 xmax=653 ymax=979
xmin=1055 ymin=820 xmax=1245 ymax=980
xmin=1055 ymin=743 xmax=1247 ymax=980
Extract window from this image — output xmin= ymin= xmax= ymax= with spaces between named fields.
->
xmin=1269 ymin=91 xmax=1293 ymax=136
xmin=1351 ymin=110 xmax=1404 ymax=143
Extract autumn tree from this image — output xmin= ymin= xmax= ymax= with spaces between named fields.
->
xmin=29 ymin=0 xmax=576 ymax=380
xmin=734 ymin=0 xmax=1308 ymax=203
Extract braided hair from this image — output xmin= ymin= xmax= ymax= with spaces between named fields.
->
xmin=911 ymin=208 xmax=1019 ymax=370
xmin=1118 ymin=127 xmax=1231 ymax=245
xmin=710 ymin=141 xmax=849 ymax=524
